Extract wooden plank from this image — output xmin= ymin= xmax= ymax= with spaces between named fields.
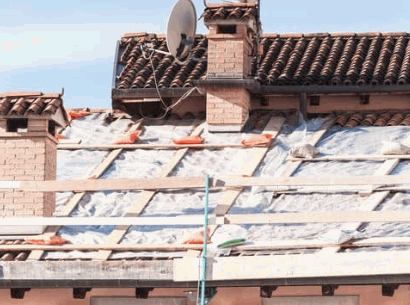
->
xmin=219 ymin=174 xmax=410 ymax=188
xmin=0 ymin=260 xmax=173 ymax=281
xmin=173 ymin=249 xmax=410 ymax=281
xmin=9 ymin=176 xmax=206 ymax=192
xmin=280 ymin=117 xmax=335 ymax=178
xmin=57 ymin=139 xmax=82 ymax=145
xmin=5 ymin=210 xmax=410 ymax=226
xmin=288 ymin=154 xmax=410 ymax=162
xmin=57 ymin=143 xmax=246 ymax=150
xmin=27 ymin=121 xmax=144 ymax=261
xmin=318 ymin=158 xmax=400 ymax=256
xmin=208 ymin=116 xmax=286 ymax=237
xmin=4 ymin=236 xmax=410 ymax=252
xmin=5 ymin=174 xmax=410 ymax=193
xmin=94 ymin=123 xmax=205 ymax=261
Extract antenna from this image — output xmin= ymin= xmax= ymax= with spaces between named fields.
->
xmin=166 ymin=0 xmax=197 ymax=60
xmin=141 ymin=0 xmax=199 ymax=65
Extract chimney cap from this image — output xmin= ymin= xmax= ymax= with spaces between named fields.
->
xmin=0 ymin=92 xmax=70 ymax=128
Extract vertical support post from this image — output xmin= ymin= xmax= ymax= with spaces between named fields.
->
xmin=200 ymin=175 xmax=210 ymax=305
xmin=300 ymin=92 xmax=307 ymax=121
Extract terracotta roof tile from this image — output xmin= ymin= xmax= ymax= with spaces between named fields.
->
xmin=116 ymin=35 xmax=207 ymax=90
xmin=114 ymin=32 xmax=410 ymax=89
xmin=335 ymin=112 xmax=410 ymax=127
xmin=0 ymin=93 xmax=65 ymax=117
xmin=203 ymin=6 xmax=257 ymax=22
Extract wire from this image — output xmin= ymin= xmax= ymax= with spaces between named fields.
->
xmin=139 ymin=46 xmax=200 ymax=120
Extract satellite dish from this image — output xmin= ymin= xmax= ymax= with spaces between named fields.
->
xmin=166 ymin=0 xmax=197 ymax=60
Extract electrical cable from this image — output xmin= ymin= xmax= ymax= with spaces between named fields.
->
xmin=139 ymin=47 xmax=200 ymax=120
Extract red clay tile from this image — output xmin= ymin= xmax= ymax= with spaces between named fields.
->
xmin=115 ymin=32 xmax=410 ymax=89
xmin=0 ymin=94 xmax=63 ymax=117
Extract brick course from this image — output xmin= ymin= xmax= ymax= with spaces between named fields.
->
xmin=206 ymin=87 xmax=250 ymax=126
xmin=0 ymin=122 xmax=57 ymax=217
xmin=207 ymin=25 xmax=253 ymax=79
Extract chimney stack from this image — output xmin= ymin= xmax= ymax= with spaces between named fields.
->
xmin=203 ymin=2 xmax=258 ymax=132
xmin=0 ymin=92 xmax=69 ymax=220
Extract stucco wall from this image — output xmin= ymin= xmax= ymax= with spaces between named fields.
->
xmin=1 ymin=285 xmax=410 ymax=305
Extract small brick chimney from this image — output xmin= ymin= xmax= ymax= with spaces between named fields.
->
xmin=203 ymin=2 xmax=258 ymax=132
xmin=0 ymin=92 xmax=69 ymax=219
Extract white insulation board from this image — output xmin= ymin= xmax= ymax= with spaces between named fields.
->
xmin=44 ymin=114 xmax=410 ymax=259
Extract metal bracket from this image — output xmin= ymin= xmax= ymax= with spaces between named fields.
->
xmin=382 ymin=285 xmax=399 ymax=297
xmin=260 ymin=286 xmax=278 ymax=298
xmin=73 ymin=288 xmax=92 ymax=299
xmin=10 ymin=288 xmax=31 ymax=299
xmin=135 ymin=288 xmax=154 ymax=299
xmin=322 ymin=285 xmax=339 ymax=296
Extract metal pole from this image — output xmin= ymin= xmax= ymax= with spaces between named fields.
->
xmin=200 ymin=175 xmax=210 ymax=305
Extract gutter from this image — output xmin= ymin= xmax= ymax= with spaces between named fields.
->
xmin=1 ymin=275 xmax=410 ymax=289
xmin=112 ymin=80 xmax=410 ymax=100
xmin=195 ymin=79 xmax=410 ymax=95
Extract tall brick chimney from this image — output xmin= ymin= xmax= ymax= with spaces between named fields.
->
xmin=203 ymin=2 xmax=258 ymax=132
xmin=0 ymin=92 xmax=69 ymax=220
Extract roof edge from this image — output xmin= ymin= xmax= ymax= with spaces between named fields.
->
xmin=261 ymin=31 xmax=410 ymax=38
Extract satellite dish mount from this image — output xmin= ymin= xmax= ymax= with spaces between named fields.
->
xmin=141 ymin=0 xmax=199 ymax=65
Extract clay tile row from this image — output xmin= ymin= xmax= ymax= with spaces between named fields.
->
xmin=257 ymin=33 xmax=410 ymax=86
xmin=115 ymin=32 xmax=410 ymax=90
xmin=0 ymin=95 xmax=63 ymax=117
xmin=335 ymin=112 xmax=410 ymax=127
xmin=116 ymin=36 xmax=207 ymax=90
xmin=202 ymin=6 xmax=257 ymax=22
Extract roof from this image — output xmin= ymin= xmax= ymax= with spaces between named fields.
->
xmin=115 ymin=34 xmax=207 ymax=90
xmin=1 ymin=111 xmax=410 ymax=286
xmin=113 ymin=32 xmax=410 ymax=90
xmin=0 ymin=92 xmax=70 ymax=126
xmin=335 ymin=112 xmax=410 ymax=127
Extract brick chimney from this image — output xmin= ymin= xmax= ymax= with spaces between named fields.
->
xmin=203 ymin=2 xmax=258 ymax=132
xmin=0 ymin=92 xmax=69 ymax=219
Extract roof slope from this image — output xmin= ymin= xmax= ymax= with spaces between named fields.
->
xmin=3 ymin=111 xmax=410 ymax=263
xmin=115 ymin=34 xmax=207 ymax=90
xmin=114 ymin=32 xmax=410 ymax=89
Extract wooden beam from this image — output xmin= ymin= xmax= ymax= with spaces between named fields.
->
xmin=58 ymin=139 xmax=82 ymax=145
xmin=57 ymin=143 xmax=245 ymax=150
xmin=4 ymin=174 xmax=410 ymax=193
xmin=4 ymin=236 xmax=410 ymax=252
xmin=7 ymin=211 xmax=410 ymax=226
xmin=27 ymin=121 xmax=144 ymax=261
xmin=94 ymin=122 xmax=206 ymax=261
xmin=318 ymin=158 xmax=401 ymax=255
xmin=173 ymin=249 xmax=410 ymax=281
xmin=219 ymin=174 xmax=410 ymax=188
xmin=281 ymin=117 xmax=335 ymax=177
xmin=208 ymin=116 xmax=286 ymax=239
xmin=288 ymin=154 xmax=410 ymax=162
xmin=2 ymin=176 xmax=206 ymax=192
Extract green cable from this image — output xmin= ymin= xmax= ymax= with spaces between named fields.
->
xmin=200 ymin=175 xmax=210 ymax=305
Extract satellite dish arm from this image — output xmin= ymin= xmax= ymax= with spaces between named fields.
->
xmin=203 ymin=0 xmax=207 ymax=8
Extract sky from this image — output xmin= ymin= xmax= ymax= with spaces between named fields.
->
xmin=0 ymin=0 xmax=409 ymax=108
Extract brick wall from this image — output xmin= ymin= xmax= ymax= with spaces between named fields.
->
xmin=0 ymin=120 xmax=57 ymax=217
xmin=207 ymin=25 xmax=253 ymax=79
xmin=207 ymin=87 xmax=250 ymax=128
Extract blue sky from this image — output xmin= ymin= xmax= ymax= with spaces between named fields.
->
xmin=0 ymin=0 xmax=409 ymax=108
